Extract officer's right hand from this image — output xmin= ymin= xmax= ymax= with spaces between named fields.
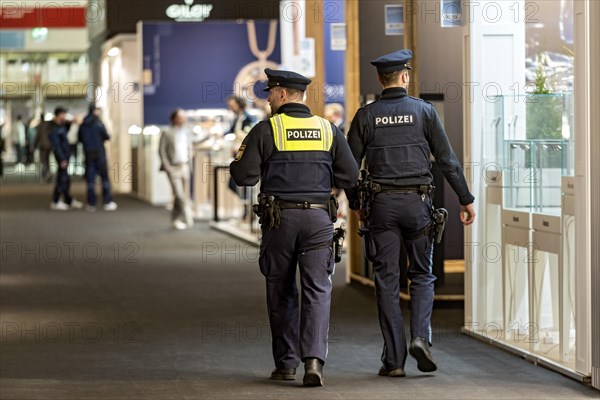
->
xmin=460 ymin=203 xmax=476 ymax=226
xmin=59 ymin=160 xmax=68 ymax=170
xmin=354 ymin=209 xmax=366 ymax=222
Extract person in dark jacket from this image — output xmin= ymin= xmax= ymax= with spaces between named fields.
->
xmin=34 ymin=113 xmax=52 ymax=182
xmin=78 ymin=104 xmax=117 ymax=212
xmin=227 ymin=95 xmax=255 ymax=135
xmin=48 ymin=107 xmax=83 ymax=211
xmin=226 ymin=95 xmax=256 ymax=220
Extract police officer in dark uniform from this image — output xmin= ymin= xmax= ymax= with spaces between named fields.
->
xmin=230 ymin=68 xmax=358 ymax=387
xmin=345 ymin=50 xmax=476 ymax=377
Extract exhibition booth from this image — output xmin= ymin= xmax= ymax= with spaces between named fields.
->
xmin=90 ymin=0 xmax=346 ymax=242
xmin=87 ymin=0 xmax=599 ymax=387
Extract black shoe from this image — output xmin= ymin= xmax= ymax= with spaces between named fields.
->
xmin=303 ymin=358 xmax=324 ymax=387
xmin=409 ymin=337 xmax=438 ymax=372
xmin=378 ymin=366 xmax=406 ymax=377
xmin=270 ymin=368 xmax=296 ymax=380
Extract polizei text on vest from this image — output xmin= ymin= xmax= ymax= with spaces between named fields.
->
xmin=286 ymin=129 xmax=323 ymax=141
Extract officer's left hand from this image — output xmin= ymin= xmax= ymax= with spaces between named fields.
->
xmin=354 ymin=209 xmax=366 ymax=222
xmin=460 ymin=203 xmax=476 ymax=226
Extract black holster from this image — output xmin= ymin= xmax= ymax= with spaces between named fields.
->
xmin=404 ymin=207 xmax=447 ymax=244
xmin=358 ymin=226 xmax=376 ymax=262
xmin=431 ymin=208 xmax=448 ymax=244
xmin=328 ymin=195 xmax=339 ymax=223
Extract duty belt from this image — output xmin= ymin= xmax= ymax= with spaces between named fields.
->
xmin=277 ymin=200 xmax=329 ymax=211
xmin=371 ymin=183 xmax=434 ymax=195
xmin=254 ymin=195 xmax=338 ymax=231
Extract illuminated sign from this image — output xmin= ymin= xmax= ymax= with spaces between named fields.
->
xmin=166 ymin=0 xmax=213 ymax=22
xmin=31 ymin=28 xmax=49 ymax=42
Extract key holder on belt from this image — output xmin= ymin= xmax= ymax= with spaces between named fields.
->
xmin=357 ymin=170 xmax=374 ymax=218
xmin=333 ymin=223 xmax=346 ymax=263
xmin=253 ymin=194 xmax=281 ymax=230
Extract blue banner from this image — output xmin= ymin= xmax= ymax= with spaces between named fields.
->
xmin=142 ymin=21 xmax=281 ymax=125
xmin=323 ymin=0 xmax=345 ymax=105
xmin=0 ymin=31 xmax=25 ymax=49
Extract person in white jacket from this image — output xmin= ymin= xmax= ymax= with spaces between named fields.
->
xmin=158 ymin=109 xmax=194 ymax=230
xmin=12 ymin=115 xmax=26 ymax=164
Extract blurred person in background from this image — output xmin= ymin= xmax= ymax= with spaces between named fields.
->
xmin=68 ymin=114 xmax=82 ymax=166
xmin=25 ymin=115 xmax=39 ymax=165
xmin=227 ymin=95 xmax=255 ymax=135
xmin=12 ymin=115 xmax=26 ymax=164
xmin=159 ymin=108 xmax=194 ymax=230
xmin=226 ymin=95 xmax=256 ymax=221
xmin=78 ymin=104 xmax=117 ymax=212
xmin=34 ymin=113 xmax=52 ymax=182
xmin=48 ymin=107 xmax=83 ymax=211
xmin=324 ymin=103 xmax=345 ymax=134
xmin=324 ymin=103 xmax=347 ymax=204
xmin=0 ymin=121 xmax=5 ymax=177
xmin=254 ymin=98 xmax=272 ymax=120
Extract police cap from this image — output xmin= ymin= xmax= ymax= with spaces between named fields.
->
xmin=371 ymin=49 xmax=413 ymax=73
xmin=264 ymin=68 xmax=312 ymax=92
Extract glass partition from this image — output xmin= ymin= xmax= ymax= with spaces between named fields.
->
xmin=476 ymin=92 xmax=576 ymax=370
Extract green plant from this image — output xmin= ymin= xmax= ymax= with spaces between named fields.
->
xmin=532 ymin=52 xmax=551 ymax=95
xmin=526 ymin=52 xmax=562 ymax=140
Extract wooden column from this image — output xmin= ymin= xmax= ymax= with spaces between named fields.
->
xmin=345 ymin=0 xmax=362 ymax=283
xmin=304 ymin=0 xmax=326 ymax=117
xmin=404 ymin=0 xmax=419 ymax=97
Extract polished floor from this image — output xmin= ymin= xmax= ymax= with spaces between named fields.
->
xmin=0 ymin=178 xmax=598 ymax=399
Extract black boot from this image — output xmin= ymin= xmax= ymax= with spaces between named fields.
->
xmin=270 ymin=368 xmax=296 ymax=380
xmin=378 ymin=366 xmax=406 ymax=377
xmin=409 ymin=337 xmax=438 ymax=372
xmin=302 ymin=358 xmax=324 ymax=387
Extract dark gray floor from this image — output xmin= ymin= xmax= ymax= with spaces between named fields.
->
xmin=1 ymin=180 xmax=598 ymax=399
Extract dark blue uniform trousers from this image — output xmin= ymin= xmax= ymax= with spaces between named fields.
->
xmin=85 ymin=158 xmax=112 ymax=207
xmin=52 ymin=167 xmax=72 ymax=205
xmin=259 ymin=209 xmax=334 ymax=369
xmin=369 ymin=192 xmax=435 ymax=370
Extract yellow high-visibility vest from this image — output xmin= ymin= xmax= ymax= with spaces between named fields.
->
xmin=269 ymin=114 xmax=333 ymax=152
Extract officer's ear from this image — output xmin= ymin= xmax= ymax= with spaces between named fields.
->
xmin=274 ymin=87 xmax=285 ymax=102
xmin=401 ymin=70 xmax=410 ymax=84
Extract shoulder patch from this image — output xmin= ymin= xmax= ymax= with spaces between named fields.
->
xmin=234 ymin=144 xmax=246 ymax=161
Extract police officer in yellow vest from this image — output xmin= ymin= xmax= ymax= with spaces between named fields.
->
xmin=230 ymin=68 xmax=358 ymax=387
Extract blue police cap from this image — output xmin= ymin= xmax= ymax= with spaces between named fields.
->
xmin=371 ymin=49 xmax=413 ymax=73
xmin=264 ymin=68 xmax=312 ymax=92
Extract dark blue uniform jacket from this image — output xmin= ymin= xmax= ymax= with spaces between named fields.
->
xmin=346 ymin=87 xmax=475 ymax=206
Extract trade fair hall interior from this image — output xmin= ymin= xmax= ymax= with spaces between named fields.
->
xmin=1 ymin=0 xmax=599 ymax=398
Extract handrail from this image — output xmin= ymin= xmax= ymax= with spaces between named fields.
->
xmin=210 ymin=163 xmax=260 ymax=240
